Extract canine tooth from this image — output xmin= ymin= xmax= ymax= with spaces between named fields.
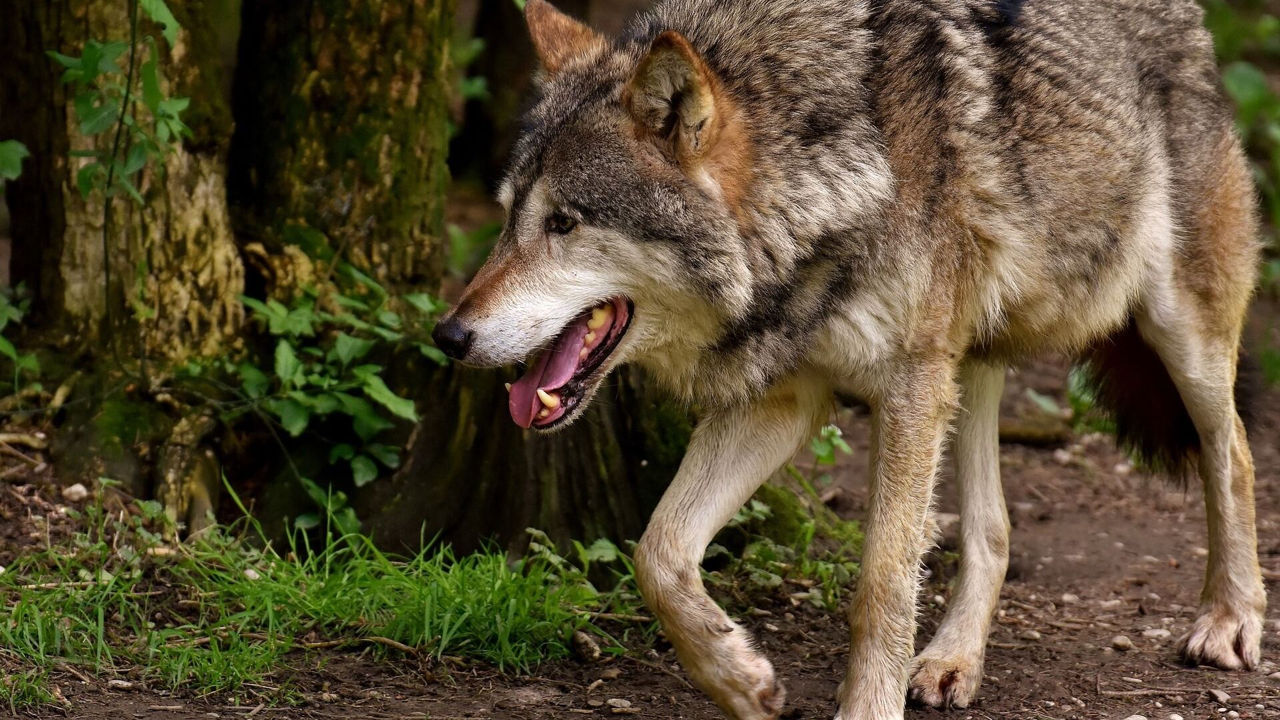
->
xmin=585 ymin=332 xmax=597 ymax=345
xmin=504 ymin=383 xmax=512 ymax=392
xmin=538 ymin=409 xmax=550 ymax=419
xmin=580 ymin=348 xmax=589 ymax=359
xmin=536 ymin=388 xmax=561 ymax=409
xmin=587 ymin=307 xmax=611 ymax=330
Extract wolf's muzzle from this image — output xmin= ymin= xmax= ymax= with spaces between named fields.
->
xmin=432 ymin=315 xmax=474 ymax=361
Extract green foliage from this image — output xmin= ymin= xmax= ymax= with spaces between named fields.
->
xmin=0 ymin=285 xmax=41 ymax=395
xmin=48 ymin=0 xmax=188 ymax=203
xmin=0 ymin=139 xmax=29 ymax=181
xmin=231 ymin=272 xmax=445 ymax=512
xmin=0 ymin=485 xmax=637 ymax=704
xmin=448 ymin=221 xmax=503 ymax=278
xmin=0 ymin=670 xmax=58 ymax=714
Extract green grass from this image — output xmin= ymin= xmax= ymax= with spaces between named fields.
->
xmin=0 ymin=670 xmax=59 ymax=714
xmin=0 ymin=486 xmax=632 ymax=707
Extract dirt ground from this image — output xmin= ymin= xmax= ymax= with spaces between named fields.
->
xmin=4 ymin=347 xmax=1280 ymax=719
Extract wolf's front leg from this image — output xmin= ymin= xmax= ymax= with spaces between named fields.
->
xmin=635 ymin=379 xmax=827 ymax=720
xmin=837 ymin=361 xmax=958 ymax=720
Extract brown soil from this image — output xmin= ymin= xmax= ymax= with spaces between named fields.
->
xmin=4 ymin=349 xmax=1280 ymax=719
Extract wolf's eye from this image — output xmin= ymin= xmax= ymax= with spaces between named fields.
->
xmin=545 ymin=212 xmax=578 ymax=235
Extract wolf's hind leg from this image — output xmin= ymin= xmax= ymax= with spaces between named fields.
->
xmin=634 ymin=379 xmax=827 ymax=720
xmin=908 ymin=362 xmax=1008 ymax=708
xmin=1136 ymin=294 xmax=1265 ymax=671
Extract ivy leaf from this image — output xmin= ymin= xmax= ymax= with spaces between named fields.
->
xmin=0 ymin=140 xmax=29 ymax=181
xmin=359 ymin=373 xmax=418 ymax=422
xmin=328 ymin=444 xmax=355 ymax=463
xmin=140 ymin=0 xmax=181 ymax=47
xmin=273 ymin=339 xmax=302 ymax=387
xmin=350 ymin=455 xmax=378 ymax=487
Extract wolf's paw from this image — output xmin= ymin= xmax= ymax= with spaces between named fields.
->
xmin=1179 ymin=606 xmax=1263 ymax=671
xmin=907 ymin=654 xmax=983 ymax=709
xmin=683 ymin=636 xmax=785 ymax=720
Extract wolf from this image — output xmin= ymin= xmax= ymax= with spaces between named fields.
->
xmin=431 ymin=0 xmax=1266 ymax=717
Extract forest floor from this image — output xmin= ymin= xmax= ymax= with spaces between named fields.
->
xmin=3 ymin=332 xmax=1280 ymax=718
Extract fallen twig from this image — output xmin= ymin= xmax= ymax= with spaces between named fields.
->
xmin=0 ymin=432 xmax=47 ymax=449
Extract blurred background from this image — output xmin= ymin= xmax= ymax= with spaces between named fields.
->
xmin=0 ymin=0 xmax=1275 ymax=556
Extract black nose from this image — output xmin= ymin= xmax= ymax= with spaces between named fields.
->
xmin=432 ymin=316 xmax=474 ymax=361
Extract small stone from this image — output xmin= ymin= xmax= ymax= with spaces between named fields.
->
xmin=1100 ymin=599 xmax=1124 ymax=609
xmin=1269 ymin=671 xmax=1280 ymax=680
xmin=1061 ymin=593 xmax=1080 ymax=604
xmin=1122 ymin=715 xmax=1147 ymax=720
xmin=107 ymin=679 xmax=133 ymax=690
xmin=319 ymin=692 xmax=339 ymax=703
xmin=1226 ymin=712 xmax=1239 ymax=719
xmin=587 ymin=699 xmax=604 ymax=708
xmin=1053 ymin=448 xmax=1072 ymax=465
xmin=572 ymin=630 xmax=601 ymax=662
xmin=1192 ymin=547 xmax=1209 ymax=557
xmin=1169 ymin=714 xmax=1184 ymax=720
xmin=1142 ymin=628 xmax=1172 ymax=639
xmin=1208 ymin=689 xmax=1231 ymax=704
xmin=932 ymin=595 xmax=946 ymax=607
xmin=62 ymin=483 xmax=89 ymax=502
xmin=600 ymin=668 xmax=621 ymax=680
xmin=1019 ymin=630 xmax=1042 ymax=641
xmin=243 ymin=568 xmax=261 ymax=581
xmin=1112 ymin=635 xmax=1134 ymax=651
xmin=764 ymin=623 xmax=780 ymax=632
xmin=606 ymin=699 xmax=632 ymax=709
xmin=1141 ymin=555 xmax=1161 ymax=564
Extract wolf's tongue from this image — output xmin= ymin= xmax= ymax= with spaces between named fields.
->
xmin=508 ymin=320 xmax=590 ymax=428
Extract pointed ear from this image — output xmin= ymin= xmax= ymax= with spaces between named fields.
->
xmin=625 ymin=31 xmax=725 ymax=163
xmin=525 ymin=0 xmax=606 ymax=74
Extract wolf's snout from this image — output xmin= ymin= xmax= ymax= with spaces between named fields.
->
xmin=432 ymin=315 xmax=474 ymax=361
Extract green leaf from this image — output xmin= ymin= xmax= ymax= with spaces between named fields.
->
xmin=237 ymin=363 xmax=270 ymax=399
xmin=0 ymin=335 xmax=17 ymax=362
xmin=350 ymin=455 xmax=378 ymax=487
xmin=334 ymin=392 xmax=394 ymax=441
xmin=1025 ymin=388 xmax=1065 ymax=418
xmin=273 ymin=339 xmax=302 ymax=387
xmin=267 ymin=397 xmax=310 ymax=436
xmin=79 ymin=100 xmax=120 ymax=136
xmin=141 ymin=52 xmax=162 ymax=112
xmin=115 ymin=174 xmax=145 ymax=204
xmin=417 ymin=343 xmax=448 ymax=366
xmin=328 ymin=444 xmax=355 ymax=463
xmin=580 ymin=538 xmax=619 ymax=564
xmin=403 ymin=293 xmax=446 ymax=316
xmin=333 ymin=333 xmax=375 ymax=366
xmin=47 ymin=51 xmax=80 ymax=69
xmin=76 ymin=163 xmax=102 ymax=198
xmin=365 ymin=443 xmax=400 ymax=469
xmin=140 ymin=0 xmax=181 ymax=47
xmin=0 ymin=140 xmax=30 ymax=181
xmin=359 ymin=373 xmax=418 ymax=422
xmin=294 ymin=513 xmax=320 ymax=530
xmin=157 ymin=96 xmax=190 ymax=116
xmin=123 ymin=143 xmax=149 ymax=176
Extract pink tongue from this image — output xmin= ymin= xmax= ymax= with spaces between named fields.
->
xmin=508 ymin=319 xmax=591 ymax=428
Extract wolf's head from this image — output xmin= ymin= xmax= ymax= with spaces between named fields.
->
xmin=433 ymin=0 xmax=760 ymax=431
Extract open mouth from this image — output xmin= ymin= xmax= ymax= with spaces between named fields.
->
xmin=507 ymin=297 xmax=633 ymax=429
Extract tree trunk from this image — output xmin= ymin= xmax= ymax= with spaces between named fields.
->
xmin=0 ymin=0 xmax=245 ymax=362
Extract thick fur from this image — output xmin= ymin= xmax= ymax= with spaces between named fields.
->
xmin=439 ymin=1 xmax=1267 ymax=719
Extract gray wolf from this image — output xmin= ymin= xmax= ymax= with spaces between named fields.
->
xmin=432 ymin=1 xmax=1266 ymax=717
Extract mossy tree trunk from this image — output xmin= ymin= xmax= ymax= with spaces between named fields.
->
xmin=0 ymin=0 xmax=245 ymax=363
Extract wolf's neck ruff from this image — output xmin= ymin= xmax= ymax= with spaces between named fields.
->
xmin=508 ymin=297 xmax=631 ymax=428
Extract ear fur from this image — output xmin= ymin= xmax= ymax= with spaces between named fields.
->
xmin=625 ymin=31 xmax=725 ymax=163
xmin=525 ymin=0 xmax=606 ymax=74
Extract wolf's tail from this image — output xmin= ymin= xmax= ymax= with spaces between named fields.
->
xmin=1078 ymin=319 xmax=1258 ymax=480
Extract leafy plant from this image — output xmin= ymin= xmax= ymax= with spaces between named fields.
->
xmin=0 ymin=285 xmax=41 ymax=395
xmin=48 ymin=1 xmax=189 ymax=203
xmin=0 ymin=139 xmax=29 ymax=182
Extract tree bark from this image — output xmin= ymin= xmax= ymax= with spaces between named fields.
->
xmin=0 ymin=0 xmax=245 ymax=363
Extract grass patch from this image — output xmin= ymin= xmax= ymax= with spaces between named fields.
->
xmin=0 ymin=482 xmax=639 ymax=705
xmin=0 ymin=670 xmax=59 ymax=714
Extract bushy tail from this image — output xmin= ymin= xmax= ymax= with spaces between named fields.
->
xmin=1078 ymin=319 xmax=1258 ymax=480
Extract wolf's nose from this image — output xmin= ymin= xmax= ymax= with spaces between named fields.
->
xmin=432 ymin=316 xmax=474 ymax=361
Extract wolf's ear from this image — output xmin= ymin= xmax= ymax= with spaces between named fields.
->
xmin=625 ymin=31 xmax=725 ymax=163
xmin=525 ymin=0 xmax=605 ymax=74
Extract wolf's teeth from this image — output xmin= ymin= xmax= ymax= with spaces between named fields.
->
xmin=538 ymin=409 xmax=550 ymax=419
xmin=504 ymin=383 xmax=512 ymax=393
xmin=580 ymin=348 xmax=589 ymax=359
xmin=536 ymin=388 xmax=561 ymax=409
xmin=585 ymin=332 xmax=597 ymax=345
xmin=587 ymin=306 xmax=612 ymax=330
